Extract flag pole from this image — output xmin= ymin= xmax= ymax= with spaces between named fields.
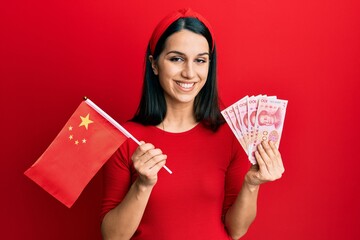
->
xmin=83 ymin=97 xmax=172 ymax=174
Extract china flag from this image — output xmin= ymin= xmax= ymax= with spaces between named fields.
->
xmin=24 ymin=99 xmax=128 ymax=208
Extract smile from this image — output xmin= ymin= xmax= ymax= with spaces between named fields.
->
xmin=175 ymin=81 xmax=195 ymax=89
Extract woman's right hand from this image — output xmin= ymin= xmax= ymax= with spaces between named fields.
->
xmin=131 ymin=141 xmax=167 ymax=188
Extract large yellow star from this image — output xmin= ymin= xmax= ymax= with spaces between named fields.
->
xmin=79 ymin=113 xmax=94 ymax=130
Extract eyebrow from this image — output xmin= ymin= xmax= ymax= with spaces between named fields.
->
xmin=165 ymin=50 xmax=210 ymax=57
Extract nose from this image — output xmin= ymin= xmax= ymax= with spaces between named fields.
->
xmin=181 ymin=62 xmax=195 ymax=79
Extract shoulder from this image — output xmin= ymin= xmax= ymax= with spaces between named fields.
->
xmin=109 ymin=122 xmax=146 ymax=166
xmin=121 ymin=121 xmax=162 ymax=143
xmin=122 ymin=121 xmax=153 ymax=134
xmin=122 ymin=121 xmax=145 ymax=130
xmin=204 ymin=122 xmax=236 ymax=139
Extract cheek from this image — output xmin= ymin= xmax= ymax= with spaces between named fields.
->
xmin=197 ymin=68 xmax=209 ymax=89
xmin=158 ymin=77 xmax=171 ymax=93
xmin=157 ymin=68 xmax=174 ymax=86
xmin=200 ymin=66 xmax=210 ymax=79
xmin=158 ymin=69 xmax=180 ymax=87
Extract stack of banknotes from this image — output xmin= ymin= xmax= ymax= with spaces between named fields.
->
xmin=221 ymin=95 xmax=288 ymax=164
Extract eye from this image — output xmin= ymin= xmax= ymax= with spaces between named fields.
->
xmin=195 ymin=58 xmax=208 ymax=64
xmin=169 ymin=57 xmax=184 ymax=62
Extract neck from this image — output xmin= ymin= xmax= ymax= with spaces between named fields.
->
xmin=158 ymin=101 xmax=198 ymax=133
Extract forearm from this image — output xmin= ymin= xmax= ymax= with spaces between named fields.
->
xmin=225 ymin=181 xmax=259 ymax=240
xmin=101 ymin=179 xmax=153 ymax=240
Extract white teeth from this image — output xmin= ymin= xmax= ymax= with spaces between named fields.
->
xmin=176 ymin=82 xmax=194 ymax=89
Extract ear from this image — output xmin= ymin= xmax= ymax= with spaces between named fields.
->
xmin=149 ymin=55 xmax=158 ymax=75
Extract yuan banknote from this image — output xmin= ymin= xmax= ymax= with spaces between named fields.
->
xmin=221 ymin=106 xmax=247 ymax=152
xmin=248 ymin=97 xmax=288 ymax=164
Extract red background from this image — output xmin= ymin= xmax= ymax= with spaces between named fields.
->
xmin=1 ymin=0 xmax=359 ymax=239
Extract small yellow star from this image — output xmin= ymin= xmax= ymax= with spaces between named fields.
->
xmin=82 ymin=138 xmax=87 ymax=144
xmin=79 ymin=113 xmax=94 ymax=130
xmin=75 ymin=140 xmax=79 ymax=145
xmin=69 ymin=135 xmax=73 ymax=140
xmin=69 ymin=126 xmax=73 ymax=131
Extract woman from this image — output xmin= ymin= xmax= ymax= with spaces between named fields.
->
xmin=101 ymin=8 xmax=284 ymax=240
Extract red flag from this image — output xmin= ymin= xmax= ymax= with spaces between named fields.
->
xmin=24 ymin=99 xmax=128 ymax=208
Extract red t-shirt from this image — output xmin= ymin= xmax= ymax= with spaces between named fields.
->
xmin=100 ymin=122 xmax=249 ymax=239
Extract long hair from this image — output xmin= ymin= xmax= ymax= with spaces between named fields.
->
xmin=131 ymin=17 xmax=224 ymax=131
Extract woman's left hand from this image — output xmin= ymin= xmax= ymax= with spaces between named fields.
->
xmin=245 ymin=140 xmax=285 ymax=187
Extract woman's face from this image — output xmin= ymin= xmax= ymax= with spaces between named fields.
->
xmin=151 ymin=29 xmax=210 ymax=106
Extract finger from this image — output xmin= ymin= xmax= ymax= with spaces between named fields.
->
xmin=254 ymin=149 xmax=268 ymax=174
xmin=260 ymin=141 xmax=285 ymax=179
xmin=133 ymin=142 xmax=155 ymax=159
xmin=257 ymin=143 xmax=273 ymax=172
xmin=149 ymin=154 xmax=167 ymax=171
xmin=258 ymin=142 xmax=283 ymax=180
xmin=136 ymin=147 xmax=165 ymax=169
xmin=136 ymin=156 xmax=166 ymax=187
xmin=255 ymin=149 xmax=282 ymax=182
xmin=261 ymin=141 xmax=284 ymax=171
xmin=139 ymin=143 xmax=156 ymax=153
xmin=140 ymin=154 xmax=167 ymax=174
xmin=261 ymin=141 xmax=277 ymax=163
xmin=254 ymin=150 xmax=275 ymax=181
xmin=135 ymin=143 xmax=167 ymax=171
xmin=143 ymin=148 xmax=163 ymax=164
xmin=269 ymin=141 xmax=285 ymax=173
xmin=269 ymin=141 xmax=283 ymax=162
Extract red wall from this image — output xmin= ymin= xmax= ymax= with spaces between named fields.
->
xmin=2 ymin=0 xmax=359 ymax=239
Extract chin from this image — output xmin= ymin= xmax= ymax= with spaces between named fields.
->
xmin=175 ymin=96 xmax=196 ymax=104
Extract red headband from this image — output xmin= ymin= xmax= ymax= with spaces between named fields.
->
xmin=149 ymin=8 xmax=215 ymax=55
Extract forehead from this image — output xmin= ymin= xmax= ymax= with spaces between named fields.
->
xmin=163 ymin=29 xmax=209 ymax=54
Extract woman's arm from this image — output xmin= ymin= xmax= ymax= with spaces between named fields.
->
xmin=101 ymin=142 xmax=167 ymax=240
xmin=225 ymin=140 xmax=284 ymax=239
xmin=224 ymin=178 xmax=259 ymax=239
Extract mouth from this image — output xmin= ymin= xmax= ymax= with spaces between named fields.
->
xmin=175 ymin=81 xmax=195 ymax=89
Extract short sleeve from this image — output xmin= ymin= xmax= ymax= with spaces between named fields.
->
xmin=222 ymin=137 xmax=250 ymax=216
xmin=99 ymin=139 xmax=135 ymax=222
